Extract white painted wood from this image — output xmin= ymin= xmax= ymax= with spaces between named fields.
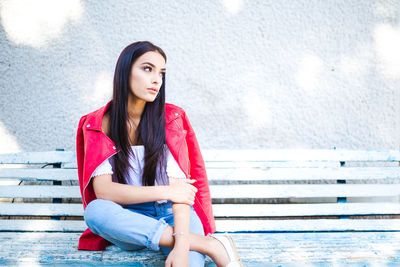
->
xmin=215 ymin=219 xmax=400 ymax=232
xmin=202 ymin=149 xmax=400 ymax=162
xmin=209 ymin=184 xmax=400 ymax=199
xmin=1 ymin=166 xmax=399 ymax=182
xmin=0 ymin=186 xmax=81 ymax=198
xmin=0 ymin=168 xmax=78 ymax=181
xmin=0 ymin=151 xmax=76 ymax=164
xmin=62 ymin=162 xmax=78 ymax=169
xmin=0 ymin=203 xmax=83 ymax=216
xmin=1 ymin=149 xmax=399 ymax=266
xmin=1 ymin=149 xmax=399 ymax=165
xmin=206 ymin=161 xmax=341 ymax=168
xmin=0 ymin=219 xmax=86 ymax=232
xmin=206 ymin=167 xmax=400 ymax=181
xmin=2 ymin=202 xmax=397 ymax=217
xmin=1 ymin=184 xmax=400 ymax=200
xmin=0 ymin=232 xmax=399 ymax=265
xmin=2 ymin=202 xmax=399 ymax=218
xmin=2 ymin=218 xmax=400 ymax=232
xmin=0 ymin=233 xmax=165 ymax=265
xmin=212 ymin=203 xmax=400 ymax=217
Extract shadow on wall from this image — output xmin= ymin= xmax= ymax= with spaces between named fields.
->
xmin=0 ymin=0 xmax=83 ymax=49
xmin=0 ymin=0 xmax=114 ymax=153
xmin=0 ymin=0 xmax=84 ymax=153
xmin=0 ymin=0 xmax=399 ymax=152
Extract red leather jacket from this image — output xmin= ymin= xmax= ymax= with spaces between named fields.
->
xmin=76 ymin=100 xmax=216 ymax=250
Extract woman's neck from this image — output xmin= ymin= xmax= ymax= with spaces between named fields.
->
xmin=127 ymin=93 xmax=146 ymax=121
xmin=126 ymin=93 xmax=145 ymax=146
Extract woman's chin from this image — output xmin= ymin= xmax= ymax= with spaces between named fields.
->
xmin=144 ymin=96 xmax=158 ymax=103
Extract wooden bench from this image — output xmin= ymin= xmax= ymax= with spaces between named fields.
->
xmin=0 ymin=149 xmax=400 ymax=266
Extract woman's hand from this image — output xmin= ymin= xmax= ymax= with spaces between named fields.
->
xmin=165 ymin=246 xmax=189 ymax=267
xmin=168 ymin=177 xmax=197 ymax=205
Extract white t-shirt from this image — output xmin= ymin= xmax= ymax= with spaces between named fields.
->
xmin=91 ymin=145 xmax=186 ymax=203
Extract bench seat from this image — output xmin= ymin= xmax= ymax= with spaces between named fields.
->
xmin=0 ymin=149 xmax=399 ymax=265
xmin=0 ymin=232 xmax=399 ymax=266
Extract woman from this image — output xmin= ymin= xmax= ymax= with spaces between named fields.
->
xmin=76 ymin=41 xmax=244 ymax=267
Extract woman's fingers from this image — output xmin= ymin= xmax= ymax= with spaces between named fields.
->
xmin=185 ymin=180 xmax=198 ymax=193
xmin=172 ymin=178 xmax=198 ymax=192
xmin=169 ymin=177 xmax=196 ymax=185
xmin=191 ymin=185 xmax=198 ymax=193
xmin=168 ymin=177 xmax=198 ymax=205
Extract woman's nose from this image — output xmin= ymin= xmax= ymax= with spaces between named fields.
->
xmin=152 ymin=73 xmax=162 ymax=84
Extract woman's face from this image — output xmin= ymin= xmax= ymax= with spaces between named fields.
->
xmin=129 ymin=51 xmax=166 ymax=102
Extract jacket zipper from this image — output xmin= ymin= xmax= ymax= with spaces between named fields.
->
xmin=186 ymin=138 xmax=191 ymax=179
xmin=173 ymin=119 xmax=191 ymax=179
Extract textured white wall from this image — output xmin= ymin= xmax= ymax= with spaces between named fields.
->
xmin=0 ymin=0 xmax=399 ymax=153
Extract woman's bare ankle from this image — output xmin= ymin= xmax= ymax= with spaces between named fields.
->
xmin=206 ymin=235 xmax=230 ymax=267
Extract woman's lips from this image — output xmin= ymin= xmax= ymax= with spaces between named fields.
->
xmin=147 ymin=88 xmax=158 ymax=93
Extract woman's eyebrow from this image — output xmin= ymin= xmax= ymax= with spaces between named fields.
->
xmin=141 ymin=62 xmax=166 ymax=71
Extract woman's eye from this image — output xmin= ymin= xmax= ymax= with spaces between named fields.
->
xmin=160 ymin=72 xmax=165 ymax=77
xmin=144 ymin=66 xmax=151 ymax=72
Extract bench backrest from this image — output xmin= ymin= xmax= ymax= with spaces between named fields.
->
xmin=0 ymin=149 xmax=399 ymax=233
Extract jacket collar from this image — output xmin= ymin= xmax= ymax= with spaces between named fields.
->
xmin=85 ymin=100 xmax=112 ymax=132
xmin=165 ymin=103 xmax=182 ymax=124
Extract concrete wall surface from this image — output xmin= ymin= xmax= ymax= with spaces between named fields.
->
xmin=0 ymin=0 xmax=399 ymax=153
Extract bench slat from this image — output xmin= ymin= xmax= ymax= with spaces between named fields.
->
xmin=210 ymin=184 xmax=400 ymax=199
xmin=0 ymin=203 xmax=83 ymax=216
xmin=2 ymin=184 xmax=400 ymax=199
xmin=1 ymin=149 xmax=399 ymax=165
xmin=0 ymin=168 xmax=78 ymax=181
xmin=0 ymin=232 xmax=399 ymax=265
xmin=0 ymin=220 xmax=85 ymax=232
xmin=1 ymin=167 xmax=399 ymax=183
xmin=206 ymin=161 xmax=341 ymax=168
xmin=0 ymin=151 xmax=75 ymax=164
xmin=202 ymin=149 xmax=400 ymax=161
xmin=212 ymin=203 xmax=400 ymax=217
xmin=2 ymin=202 xmax=399 ymax=217
xmin=1 ymin=219 xmax=399 ymax=232
xmin=0 ymin=186 xmax=81 ymax=198
xmin=2 ymin=167 xmax=399 ymax=182
xmin=215 ymin=219 xmax=400 ymax=232
xmin=207 ymin=167 xmax=400 ymax=181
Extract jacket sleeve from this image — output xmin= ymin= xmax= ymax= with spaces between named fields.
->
xmin=182 ymin=111 xmax=216 ymax=233
xmin=76 ymin=115 xmax=111 ymax=251
xmin=76 ymin=115 xmax=87 ymax=208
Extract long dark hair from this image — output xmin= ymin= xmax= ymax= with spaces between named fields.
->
xmin=109 ymin=41 xmax=167 ymax=186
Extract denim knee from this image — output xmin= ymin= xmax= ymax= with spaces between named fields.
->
xmin=83 ymin=198 xmax=169 ymax=251
xmin=84 ymin=198 xmax=117 ymax=233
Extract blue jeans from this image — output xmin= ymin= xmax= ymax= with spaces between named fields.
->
xmin=84 ymin=199 xmax=206 ymax=266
